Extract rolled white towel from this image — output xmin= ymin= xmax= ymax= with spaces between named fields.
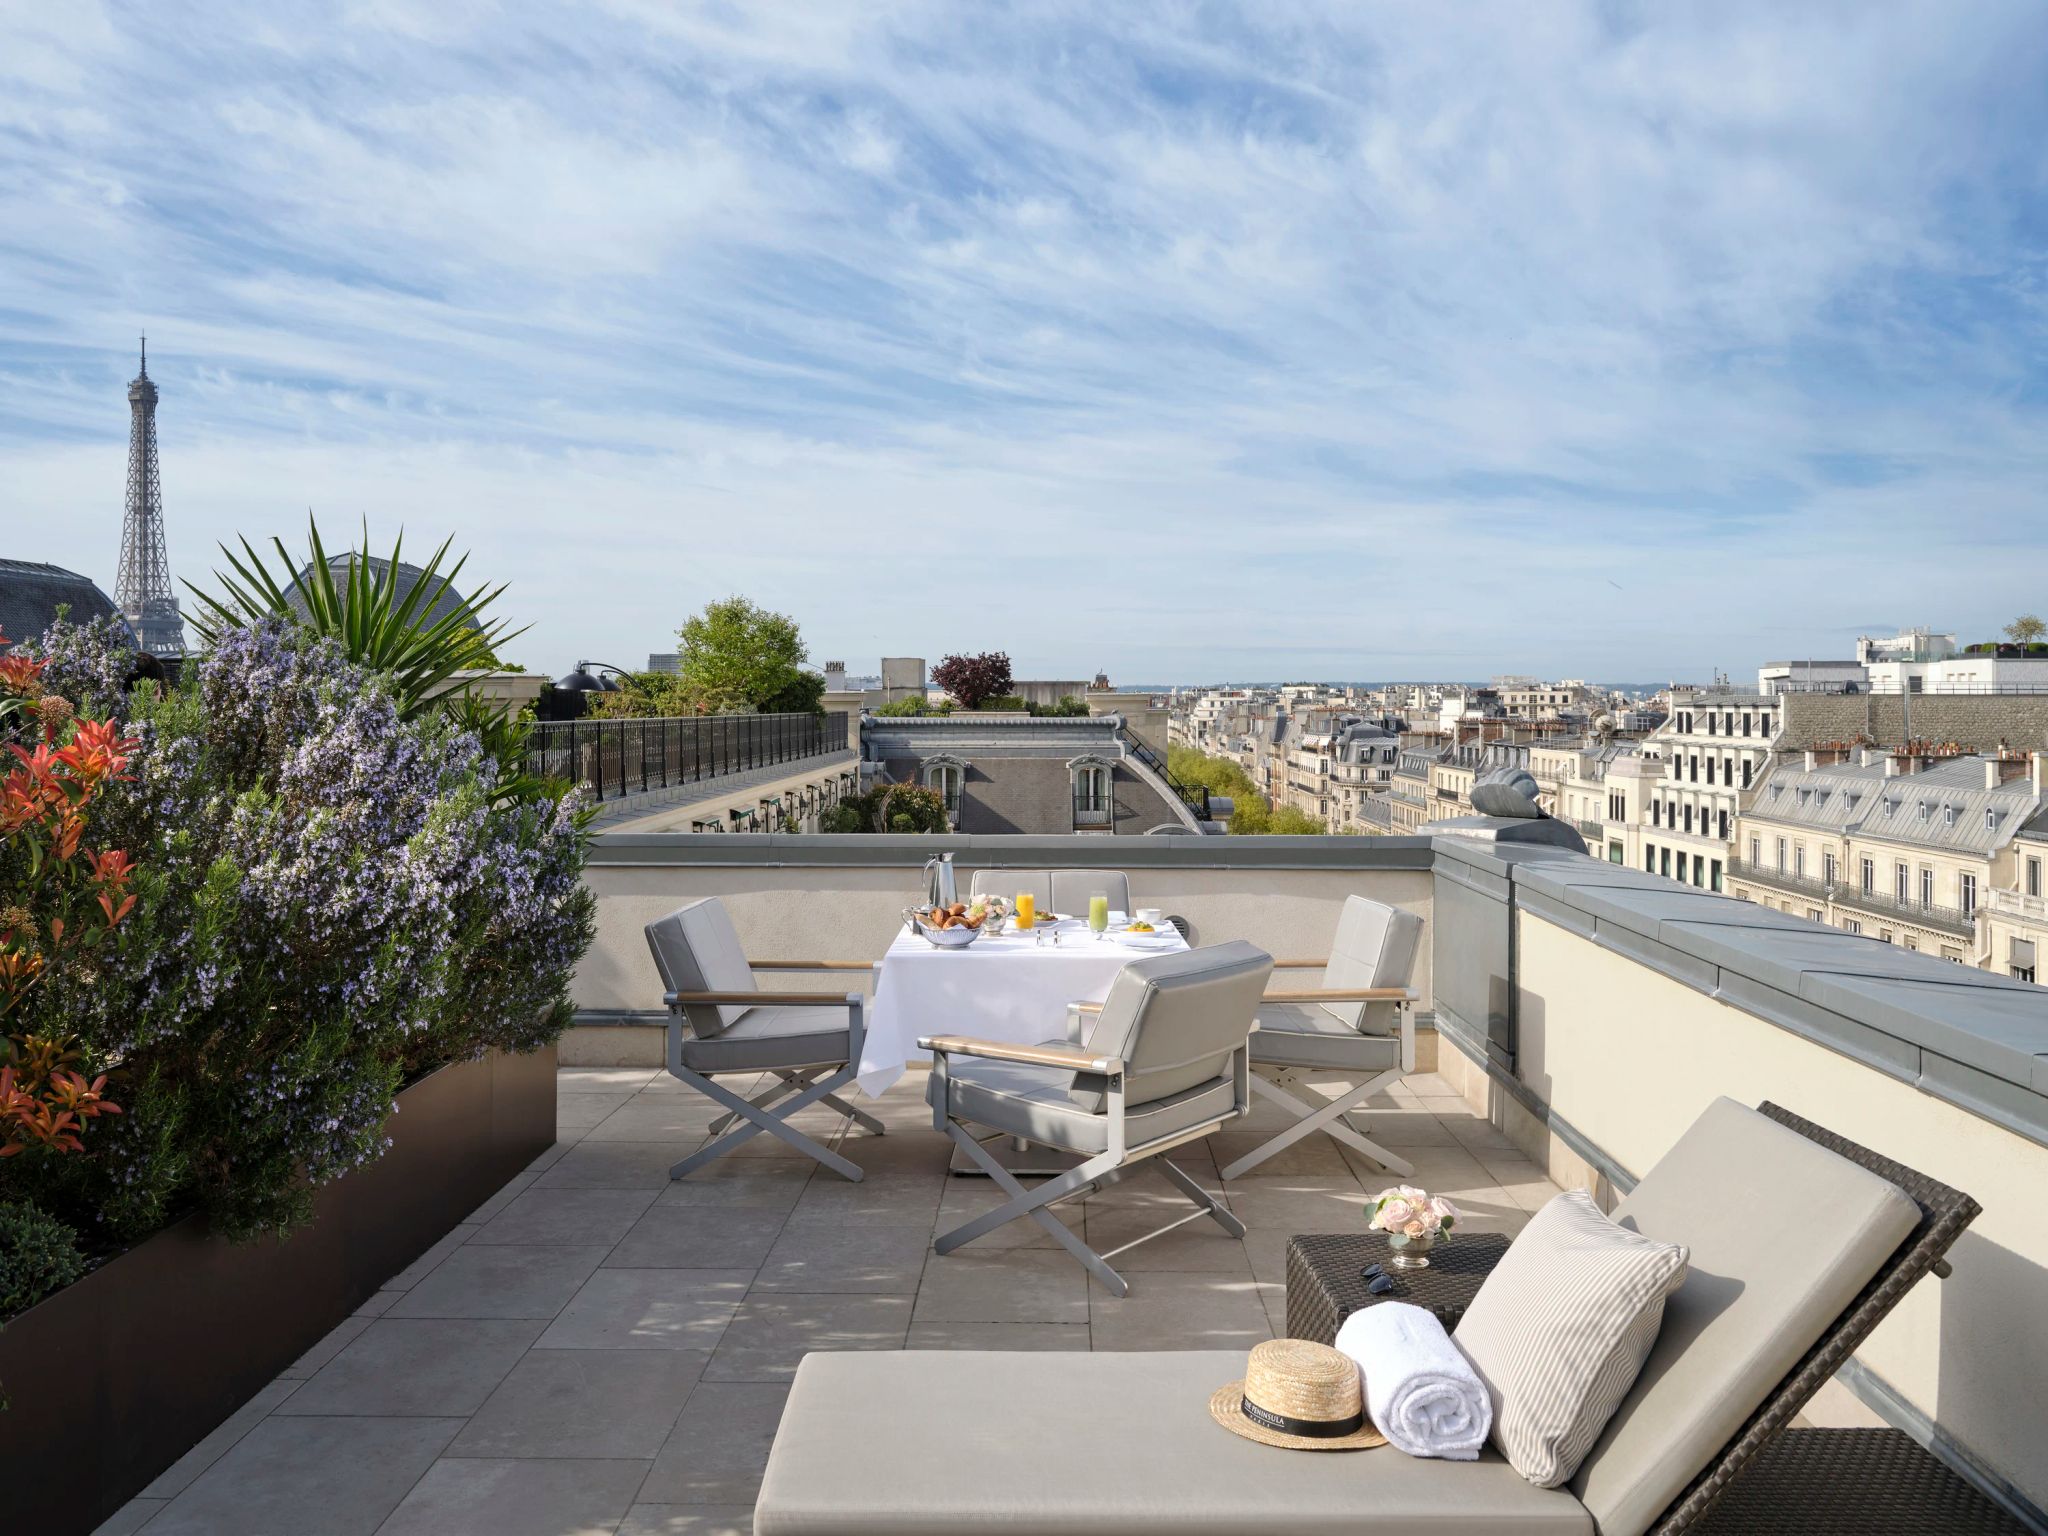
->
xmin=1334 ymin=1301 xmax=1491 ymax=1460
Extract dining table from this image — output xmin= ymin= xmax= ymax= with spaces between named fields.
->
xmin=856 ymin=914 xmax=1190 ymax=1098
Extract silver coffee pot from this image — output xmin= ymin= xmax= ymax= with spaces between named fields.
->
xmin=924 ymin=851 xmax=959 ymax=910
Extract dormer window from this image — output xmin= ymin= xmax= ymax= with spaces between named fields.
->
xmin=919 ymin=754 xmax=967 ymax=819
xmin=1069 ymin=754 xmax=1114 ymax=827
xmin=1918 ymin=801 xmax=1930 ymax=822
xmin=1944 ymin=804 xmax=1956 ymax=827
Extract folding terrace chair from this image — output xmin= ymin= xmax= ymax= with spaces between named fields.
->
xmin=919 ymin=940 xmax=1272 ymax=1296
xmin=1218 ymin=893 xmax=1422 ymax=1181
xmin=645 ymin=897 xmax=882 ymax=1184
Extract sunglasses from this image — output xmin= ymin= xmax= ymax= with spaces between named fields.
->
xmin=1358 ymin=1262 xmax=1395 ymax=1295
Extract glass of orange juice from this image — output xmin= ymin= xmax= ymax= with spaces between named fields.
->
xmin=1015 ymin=891 xmax=1035 ymax=930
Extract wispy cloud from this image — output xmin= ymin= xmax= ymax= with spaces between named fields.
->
xmin=3 ymin=1 xmax=2046 ymax=681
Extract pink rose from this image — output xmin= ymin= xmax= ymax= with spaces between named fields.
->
xmin=1375 ymin=1197 xmax=1415 ymax=1231
xmin=1429 ymin=1196 xmax=1459 ymax=1229
xmin=1401 ymin=1218 xmax=1431 ymax=1238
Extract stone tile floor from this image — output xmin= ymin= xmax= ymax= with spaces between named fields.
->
xmin=101 ymin=1067 xmax=1554 ymax=1536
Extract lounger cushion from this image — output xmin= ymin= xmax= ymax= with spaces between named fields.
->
xmin=1454 ymin=1190 xmax=1689 ymax=1488
xmin=1250 ymin=1003 xmax=1403 ymax=1071
xmin=1569 ymin=1098 xmax=1922 ymax=1536
xmin=679 ymin=1006 xmax=851 ymax=1073
xmin=757 ymin=1350 xmax=1593 ymax=1536
xmin=930 ymin=1050 xmax=1237 ymax=1155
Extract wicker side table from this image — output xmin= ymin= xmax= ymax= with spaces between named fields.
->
xmin=1284 ymin=1231 xmax=1511 ymax=1345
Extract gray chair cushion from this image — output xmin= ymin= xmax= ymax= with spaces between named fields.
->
xmin=966 ymin=869 xmax=1134 ymax=918
xmin=1049 ymin=869 xmax=1132 ymax=917
xmin=679 ymin=1005 xmax=851 ymax=1074
xmin=1569 ymin=1098 xmax=1921 ymax=1536
xmin=757 ymin=1350 xmax=1594 ymax=1535
xmin=645 ymin=897 xmax=758 ymax=1034
xmin=928 ymin=1049 xmax=1237 ymax=1155
xmin=1073 ymin=941 xmax=1272 ymax=1111
xmin=1250 ymin=1003 xmax=1404 ymax=1072
xmin=1320 ymin=895 xmax=1422 ymax=1030
xmin=968 ymin=869 xmax=1053 ymax=910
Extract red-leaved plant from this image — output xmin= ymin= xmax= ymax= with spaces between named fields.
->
xmin=0 ymin=628 xmax=133 ymax=1156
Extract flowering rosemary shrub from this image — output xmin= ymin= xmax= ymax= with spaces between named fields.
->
xmin=2 ymin=617 xmax=593 ymax=1243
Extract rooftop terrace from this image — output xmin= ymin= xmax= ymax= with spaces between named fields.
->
xmin=94 ymin=1067 xmax=1549 ymax=1535
xmin=82 ymin=829 xmax=2048 ymax=1533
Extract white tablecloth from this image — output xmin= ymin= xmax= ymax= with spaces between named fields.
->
xmin=858 ymin=919 xmax=1189 ymax=1097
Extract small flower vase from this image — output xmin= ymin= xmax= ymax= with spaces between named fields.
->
xmin=1387 ymin=1230 xmax=1438 ymax=1269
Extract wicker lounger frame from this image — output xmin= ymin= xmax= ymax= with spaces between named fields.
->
xmin=1646 ymin=1101 xmax=1982 ymax=1534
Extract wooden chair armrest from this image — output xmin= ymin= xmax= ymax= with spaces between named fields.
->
xmin=749 ymin=960 xmax=879 ymax=971
xmin=666 ymin=990 xmax=858 ymax=1007
xmin=918 ymin=1035 xmax=1118 ymax=1073
xmin=1261 ymin=987 xmax=1417 ymax=1003
xmin=1271 ymin=958 xmax=1330 ymax=969
xmin=1068 ymin=1001 xmax=1104 ymax=1014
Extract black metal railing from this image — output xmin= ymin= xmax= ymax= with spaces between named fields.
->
xmin=1114 ymin=723 xmax=1212 ymax=821
xmin=1727 ymin=859 xmax=1976 ymax=937
xmin=527 ymin=711 xmax=848 ymax=802
xmin=1073 ymin=791 xmax=1113 ymax=825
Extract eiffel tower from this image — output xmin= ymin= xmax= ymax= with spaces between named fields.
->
xmin=116 ymin=335 xmax=187 ymax=659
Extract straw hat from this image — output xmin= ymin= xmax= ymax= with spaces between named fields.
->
xmin=1209 ymin=1339 xmax=1387 ymax=1451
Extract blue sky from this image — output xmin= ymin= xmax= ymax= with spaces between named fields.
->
xmin=3 ymin=2 xmax=2047 ymax=683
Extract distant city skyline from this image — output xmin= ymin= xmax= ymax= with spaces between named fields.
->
xmin=4 ymin=5 xmax=2046 ymax=680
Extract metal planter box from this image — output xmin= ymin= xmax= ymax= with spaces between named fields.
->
xmin=0 ymin=1044 xmax=556 ymax=1534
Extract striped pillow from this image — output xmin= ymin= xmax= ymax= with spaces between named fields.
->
xmin=1452 ymin=1189 xmax=1689 ymax=1487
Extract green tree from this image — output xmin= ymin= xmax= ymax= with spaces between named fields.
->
xmin=2005 ymin=614 xmax=2046 ymax=647
xmin=677 ymin=597 xmax=819 ymax=714
xmin=1165 ymin=747 xmax=1322 ymax=835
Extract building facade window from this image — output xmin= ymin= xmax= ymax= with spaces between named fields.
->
xmin=1960 ymin=873 xmax=1977 ymax=916
xmin=1823 ymin=851 xmax=1838 ymax=885
xmin=1919 ymin=868 xmax=1933 ymax=908
xmin=1750 ymin=836 xmax=1761 ymax=866
xmin=1895 ymin=862 xmax=1910 ymax=903
xmin=922 ymin=761 xmax=965 ymax=818
xmin=1710 ymin=858 xmax=1723 ymax=892
xmin=1775 ymin=837 xmax=1787 ymax=872
xmin=2028 ymin=856 xmax=2043 ymax=898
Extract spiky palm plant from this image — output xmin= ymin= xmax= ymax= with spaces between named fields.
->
xmin=188 ymin=516 xmax=526 ymax=718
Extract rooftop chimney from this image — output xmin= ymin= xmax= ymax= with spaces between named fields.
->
xmin=2035 ymin=751 xmax=2046 ymax=797
xmin=1985 ymin=757 xmax=2002 ymax=791
xmin=1804 ymin=750 xmax=1817 ymax=771
xmin=1884 ymin=755 xmax=1903 ymax=777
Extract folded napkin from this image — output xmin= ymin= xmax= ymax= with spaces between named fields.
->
xmin=1335 ymin=1301 xmax=1491 ymax=1460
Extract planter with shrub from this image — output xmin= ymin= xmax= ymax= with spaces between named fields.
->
xmin=0 ymin=528 xmax=594 ymax=1532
